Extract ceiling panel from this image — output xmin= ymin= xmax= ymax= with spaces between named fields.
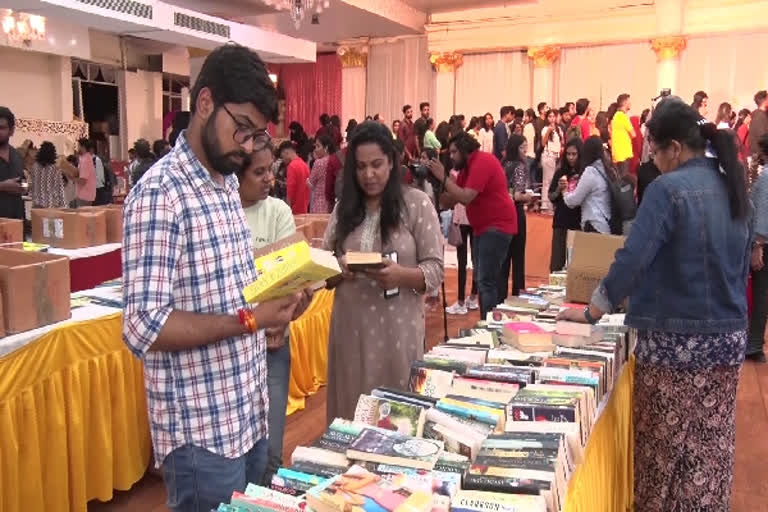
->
xmin=403 ymin=0 xmax=516 ymax=14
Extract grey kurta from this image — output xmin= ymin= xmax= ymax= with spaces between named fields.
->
xmin=323 ymin=186 xmax=444 ymax=422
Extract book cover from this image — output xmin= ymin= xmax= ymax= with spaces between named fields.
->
xmin=289 ymin=460 xmax=347 ymax=479
xmin=306 ymin=465 xmax=433 ymax=512
xmin=243 ymin=483 xmax=305 ymax=512
xmin=434 ymin=401 xmax=501 ymax=429
xmin=461 ymin=473 xmax=551 ymax=495
xmin=270 ymin=474 xmax=314 ymax=492
xmin=503 ymin=322 xmax=555 ymax=352
xmin=243 ymin=241 xmax=340 ymax=303
xmin=346 ymin=428 xmax=443 ymax=470
xmin=408 ymin=366 xmax=455 ymax=399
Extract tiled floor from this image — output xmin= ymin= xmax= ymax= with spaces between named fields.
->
xmin=87 ymin=268 xmax=768 ymax=511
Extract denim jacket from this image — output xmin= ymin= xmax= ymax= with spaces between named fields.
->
xmin=592 ymin=157 xmax=752 ymax=334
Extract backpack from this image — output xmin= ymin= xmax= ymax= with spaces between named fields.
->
xmin=595 ymin=163 xmax=636 ymax=235
xmin=566 ymin=117 xmax=583 ymax=141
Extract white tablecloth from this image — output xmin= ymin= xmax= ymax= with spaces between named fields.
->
xmin=0 ymin=286 xmax=121 ymax=357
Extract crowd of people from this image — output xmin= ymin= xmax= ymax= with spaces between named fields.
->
xmin=1 ymin=40 xmax=766 ymax=512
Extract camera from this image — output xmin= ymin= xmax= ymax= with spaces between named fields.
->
xmin=408 ymin=162 xmax=429 ymax=181
xmin=652 ymin=88 xmax=672 ymax=101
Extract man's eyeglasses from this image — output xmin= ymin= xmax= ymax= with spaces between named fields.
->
xmin=221 ymin=104 xmax=271 ymax=150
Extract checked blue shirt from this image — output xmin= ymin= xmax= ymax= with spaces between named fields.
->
xmin=122 ymin=131 xmax=268 ymax=466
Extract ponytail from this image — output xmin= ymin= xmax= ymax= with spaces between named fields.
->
xmin=701 ymin=122 xmax=750 ymax=219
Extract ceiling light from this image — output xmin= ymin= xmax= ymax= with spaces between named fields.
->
xmin=1 ymin=9 xmax=46 ymax=44
xmin=263 ymin=0 xmax=330 ymax=29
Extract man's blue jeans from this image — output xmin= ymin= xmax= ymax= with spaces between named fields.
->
xmin=264 ymin=340 xmax=291 ymax=483
xmin=472 ymin=228 xmax=514 ymax=318
xmin=161 ymin=438 xmax=268 ymax=512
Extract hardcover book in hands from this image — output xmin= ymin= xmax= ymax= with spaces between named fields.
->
xmin=346 ymin=251 xmax=385 ymax=271
xmin=242 ymin=240 xmax=341 ymax=303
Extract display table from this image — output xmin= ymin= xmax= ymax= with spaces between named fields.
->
xmin=563 ymin=356 xmax=635 ymax=511
xmin=287 ymin=289 xmax=334 ymax=415
xmin=0 ymin=294 xmax=151 ymax=511
xmin=49 ymin=243 xmax=122 ymax=292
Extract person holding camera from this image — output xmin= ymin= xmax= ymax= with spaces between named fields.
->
xmin=427 ymin=131 xmax=517 ymax=319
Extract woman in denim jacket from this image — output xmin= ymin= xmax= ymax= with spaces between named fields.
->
xmin=560 ymin=98 xmax=751 ymax=511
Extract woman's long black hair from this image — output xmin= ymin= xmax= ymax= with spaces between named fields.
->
xmin=647 ymin=98 xmax=749 ymax=219
xmin=558 ymin=137 xmax=583 ymax=176
xmin=335 ymin=121 xmax=404 ymax=254
xmin=582 ymin=135 xmax=612 ymax=179
xmin=503 ymin=134 xmax=527 ymax=167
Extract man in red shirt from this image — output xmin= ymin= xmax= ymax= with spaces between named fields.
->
xmin=427 ymin=132 xmax=518 ymax=318
xmin=568 ymin=97 xmax=593 ymax=141
xmin=278 ymin=141 xmax=309 ymax=214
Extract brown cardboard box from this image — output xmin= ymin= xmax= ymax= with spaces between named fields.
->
xmin=0 ymin=248 xmax=71 ymax=334
xmin=0 ymin=218 xmax=23 ymax=244
xmin=565 ymin=231 xmax=625 ymax=304
xmin=294 ymin=214 xmax=330 ymax=243
xmin=31 ymin=209 xmax=108 ymax=249
xmin=79 ymin=205 xmax=123 ymax=243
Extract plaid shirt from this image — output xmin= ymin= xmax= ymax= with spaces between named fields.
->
xmin=122 ymin=132 xmax=268 ymax=466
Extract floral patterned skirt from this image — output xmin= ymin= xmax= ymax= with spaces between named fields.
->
xmin=633 ymin=348 xmax=742 ymax=511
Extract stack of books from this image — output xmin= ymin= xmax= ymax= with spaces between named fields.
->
xmin=214 ymin=315 xmax=632 ymax=512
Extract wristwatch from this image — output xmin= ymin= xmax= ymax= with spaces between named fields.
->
xmin=584 ymin=306 xmax=598 ymax=325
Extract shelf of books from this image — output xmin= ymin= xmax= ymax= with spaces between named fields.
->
xmin=216 ymin=282 xmax=636 ymax=512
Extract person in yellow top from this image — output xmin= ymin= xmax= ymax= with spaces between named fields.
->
xmin=611 ymin=93 xmax=637 ymax=180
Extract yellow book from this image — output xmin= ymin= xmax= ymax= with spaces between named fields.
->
xmin=243 ymin=240 xmax=341 ymax=303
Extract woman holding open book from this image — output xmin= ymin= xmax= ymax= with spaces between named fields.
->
xmin=558 ymin=97 xmax=751 ymax=511
xmin=322 ymin=121 xmax=444 ymax=421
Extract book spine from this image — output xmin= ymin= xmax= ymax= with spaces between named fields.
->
xmin=509 ymin=405 xmax=577 ymax=423
xmin=276 ymin=468 xmax=327 ymax=486
xmin=436 ymin=402 xmax=499 ymax=427
xmin=462 ymin=474 xmax=549 ymax=495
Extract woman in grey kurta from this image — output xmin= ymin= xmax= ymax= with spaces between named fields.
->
xmin=323 ymin=121 xmax=444 ymax=422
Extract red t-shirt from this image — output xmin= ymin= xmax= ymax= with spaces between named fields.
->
xmin=570 ymin=116 xmax=592 ymax=141
xmin=455 ymin=150 xmax=518 ymax=236
xmin=286 ymin=158 xmax=310 ymax=214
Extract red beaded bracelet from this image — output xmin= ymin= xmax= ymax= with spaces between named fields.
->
xmin=238 ymin=308 xmax=258 ymax=333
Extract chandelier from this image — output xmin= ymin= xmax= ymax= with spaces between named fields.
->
xmin=263 ymin=0 xmax=331 ymax=28
xmin=1 ymin=10 xmax=46 ymax=44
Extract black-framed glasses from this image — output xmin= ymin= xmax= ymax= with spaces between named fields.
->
xmin=221 ymin=104 xmax=271 ymax=150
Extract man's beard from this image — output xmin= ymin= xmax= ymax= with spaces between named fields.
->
xmin=452 ymin=154 xmax=467 ymax=170
xmin=0 ymin=136 xmax=9 ymax=147
xmin=201 ymin=115 xmax=247 ymax=176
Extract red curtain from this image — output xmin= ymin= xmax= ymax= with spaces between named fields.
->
xmin=275 ymin=54 xmax=342 ymax=138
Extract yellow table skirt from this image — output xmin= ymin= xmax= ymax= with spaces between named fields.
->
xmin=0 ymin=313 xmax=151 ymax=512
xmin=287 ymin=289 xmax=334 ymax=415
xmin=564 ymin=356 xmax=635 ymax=512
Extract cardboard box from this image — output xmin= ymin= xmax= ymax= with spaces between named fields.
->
xmin=80 ymin=205 xmax=123 ymax=243
xmin=31 ymin=209 xmax=108 ymax=249
xmin=0 ymin=248 xmax=71 ymax=334
xmin=294 ymin=214 xmax=330 ymax=243
xmin=565 ymin=231 xmax=625 ymax=304
xmin=0 ymin=217 xmax=23 ymax=244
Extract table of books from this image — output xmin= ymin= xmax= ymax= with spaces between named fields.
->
xmin=0 ymin=289 xmax=151 ymax=512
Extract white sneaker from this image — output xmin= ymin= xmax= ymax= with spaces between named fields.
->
xmin=466 ymin=296 xmax=479 ymax=310
xmin=446 ymin=302 xmax=468 ymax=315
